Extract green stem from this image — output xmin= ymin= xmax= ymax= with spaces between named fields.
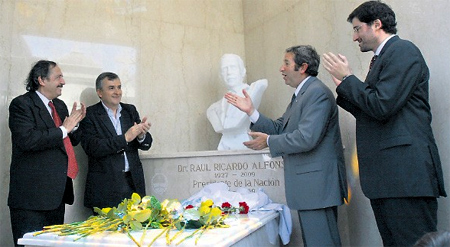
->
xmin=147 ymin=228 xmax=169 ymax=247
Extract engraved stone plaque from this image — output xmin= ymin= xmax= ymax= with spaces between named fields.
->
xmin=141 ymin=150 xmax=286 ymax=204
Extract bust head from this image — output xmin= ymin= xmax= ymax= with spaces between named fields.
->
xmin=220 ymin=54 xmax=246 ymax=90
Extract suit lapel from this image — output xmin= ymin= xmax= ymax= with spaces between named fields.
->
xmin=367 ymin=35 xmax=399 ymax=80
xmin=94 ymin=102 xmax=118 ymax=136
xmin=282 ymin=77 xmax=315 ymax=129
xmin=378 ymin=35 xmax=399 ymax=58
xmin=53 ymin=99 xmax=68 ymax=121
xmin=29 ymin=92 xmax=55 ymax=128
xmin=120 ymin=105 xmax=133 ymax=133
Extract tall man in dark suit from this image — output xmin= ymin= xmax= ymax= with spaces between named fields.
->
xmin=322 ymin=1 xmax=446 ymax=246
xmin=80 ymin=72 xmax=152 ymax=210
xmin=8 ymin=60 xmax=86 ymax=246
xmin=226 ymin=45 xmax=348 ymax=246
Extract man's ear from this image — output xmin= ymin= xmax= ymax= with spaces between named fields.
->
xmin=37 ymin=76 xmax=45 ymax=86
xmin=373 ymin=19 xmax=382 ymax=30
xmin=96 ymin=89 xmax=102 ymax=98
xmin=300 ymin=63 xmax=309 ymax=73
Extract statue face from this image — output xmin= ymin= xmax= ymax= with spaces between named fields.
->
xmin=221 ymin=55 xmax=244 ymax=89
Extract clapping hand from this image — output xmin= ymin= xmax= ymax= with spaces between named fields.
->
xmin=322 ymin=52 xmax=352 ymax=86
xmin=63 ymin=102 xmax=86 ymax=132
xmin=125 ymin=117 xmax=151 ymax=142
xmin=137 ymin=117 xmax=151 ymax=139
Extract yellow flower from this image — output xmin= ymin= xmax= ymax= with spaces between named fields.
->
xmin=199 ymin=205 xmax=210 ymax=215
xmin=201 ymin=199 xmax=214 ymax=207
xmin=199 ymin=199 xmax=214 ymax=215
xmin=101 ymin=207 xmax=112 ymax=214
xmin=210 ymin=207 xmax=222 ymax=217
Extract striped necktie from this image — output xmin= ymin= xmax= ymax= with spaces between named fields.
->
xmin=49 ymin=101 xmax=79 ymax=179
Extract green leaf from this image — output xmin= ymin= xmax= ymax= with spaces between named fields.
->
xmin=107 ymin=208 xmax=117 ymax=219
xmin=185 ymin=220 xmax=203 ymax=229
xmin=117 ymin=201 xmax=127 ymax=212
xmin=123 ymin=214 xmax=131 ymax=224
xmin=129 ymin=220 xmax=142 ymax=231
xmin=183 ymin=208 xmax=200 ymax=221
xmin=93 ymin=207 xmax=103 ymax=215
xmin=150 ymin=196 xmax=161 ymax=210
xmin=175 ymin=221 xmax=183 ymax=230
xmin=150 ymin=222 xmax=161 ymax=229
xmin=133 ymin=209 xmax=151 ymax=222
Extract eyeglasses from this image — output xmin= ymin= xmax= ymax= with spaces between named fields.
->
xmin=353 ymin=24 xmax=363 ymax=33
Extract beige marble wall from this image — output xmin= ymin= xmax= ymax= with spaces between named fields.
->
xmin=1 ymin=0 xmax=449 ymax=246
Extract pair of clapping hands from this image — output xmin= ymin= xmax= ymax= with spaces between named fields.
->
xmin=64 ymin=102 xmax=151 ymax=142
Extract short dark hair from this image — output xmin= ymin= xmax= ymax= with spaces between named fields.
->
xmin=96 ymin=72 xmax=119 ymax=90
xmin=285 ymin=45 xmax=320 ymax=76
xmin=25 ymin=60 xmax=57 ymax=92
xmin=347 ymin=1 xmax=397 ymax=34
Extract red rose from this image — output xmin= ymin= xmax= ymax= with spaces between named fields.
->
xmin=239 ymin=202 xmax=249 ymax=214
xmin=221 ymin=202 xmax=232 ymax=209
xmin=185 ymin=205 xmax=194 ymax=209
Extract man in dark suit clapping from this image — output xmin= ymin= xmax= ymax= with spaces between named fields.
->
xmin=8 ymin=60 xmax=86 ymax=246
xmin=323 ymin=1 xmax=446 ymax=246
xmin=80 ymin=72 xmax=152 ymax=210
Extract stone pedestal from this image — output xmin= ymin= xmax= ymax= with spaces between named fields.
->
xmin=141 ymin=149 xmax=286 ymax=204
xmin=19 ymin=211 xmax=280 ymax=247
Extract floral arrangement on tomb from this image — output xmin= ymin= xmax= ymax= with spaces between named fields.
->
xmin=33 ymin=193 xmax=249 ymax=246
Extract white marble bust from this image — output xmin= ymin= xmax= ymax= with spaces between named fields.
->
xmin=207 ymin=54 xmax=268 ymax=150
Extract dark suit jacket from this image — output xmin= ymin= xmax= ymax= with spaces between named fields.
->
xmin=81 ymin=102 xmax=152 ymax=208
xmin=251 ymin=77 xmax=348 ymax=210
xmin=8 ymin=91 xmax=80 ymax=210
xmin=336 ymin=36 xmax=446 ymax=199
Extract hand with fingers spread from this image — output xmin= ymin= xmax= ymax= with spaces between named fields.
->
xmin=224 ymin=89 xmax=255 ymax=116
xmin=322 ymin=52 xmax=353 ymax=86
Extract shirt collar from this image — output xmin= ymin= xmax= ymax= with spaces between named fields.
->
xmin=35 ymin=91 xmax=51 ymax=105
xmin=375 ymin=34 xmax=396 ymax=56
xmin=101 ymin=101 xmax=122 ymax=117
xmin=294 ymin=76 xmax=311 ymax=97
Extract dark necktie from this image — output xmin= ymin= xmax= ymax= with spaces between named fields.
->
xmin=369 ymin=55 xmax=378 ymax=70
xmin=49 ymin=101 xmax=78 ymax=179
xmin=289 ymin=93 xmax=296 ymax=108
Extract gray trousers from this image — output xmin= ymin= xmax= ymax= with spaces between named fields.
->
xmin=298 ymin=206 xmax=341 ymax=247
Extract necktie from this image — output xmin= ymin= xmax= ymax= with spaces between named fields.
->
xmin=369 ymin=55 xmax=378 ymax=70
xmin=49 ymin=101 xmax=78 ymax=179
xmin=289 ymin=93 xmax=296 ymax=107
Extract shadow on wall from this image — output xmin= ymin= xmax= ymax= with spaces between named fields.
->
xmin=80 ymin=88 xmax=99 ymax=107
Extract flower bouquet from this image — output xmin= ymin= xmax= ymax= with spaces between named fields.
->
xmin=33 ymin=193 xmax=249 ymax=246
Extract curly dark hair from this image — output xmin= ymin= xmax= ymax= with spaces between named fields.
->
xmin=25 ymin=60 xmax=57 ymax=92
xmin=347 ymin=1 xmax=397 ymax=34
